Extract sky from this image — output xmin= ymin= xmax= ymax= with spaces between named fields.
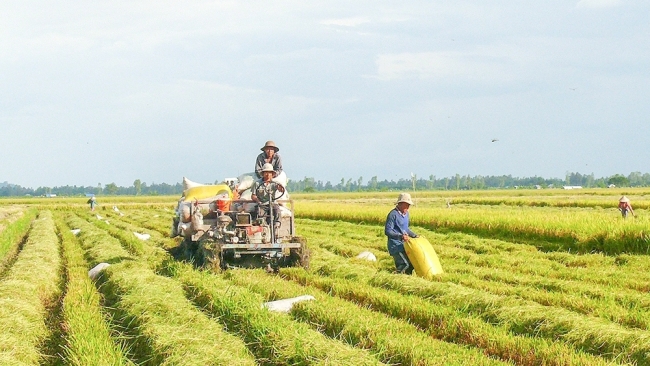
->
xmin=1 ymin=0 xmax=648 ymax=188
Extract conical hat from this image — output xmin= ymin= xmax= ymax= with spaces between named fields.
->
xmin=619 ymin=196 xmax=630 ymax=203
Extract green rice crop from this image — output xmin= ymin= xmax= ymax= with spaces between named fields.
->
xmin=225 ymin=269 xmax=510 ymax=366
xmin=164 ymin=260 xmax=386 ymax=365
xmin=0 ymin=211 xmax=61 ymax=364
xmin=54 ymin=214 xmax=134 ymax=366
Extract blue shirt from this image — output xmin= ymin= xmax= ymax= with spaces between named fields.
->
xmin=385 ymin=207 xmax=417 ymax=255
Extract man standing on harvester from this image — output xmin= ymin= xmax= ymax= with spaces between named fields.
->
xmin=251 ymin=163 xmax=285 ymax=233
xmin=385 ymin=193 xmax=419 ymax=274
xmin=255 ymin=140 xmax=283 ymax=179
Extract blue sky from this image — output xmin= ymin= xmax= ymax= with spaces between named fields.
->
xmin=1 ymin=1 xmax=648 ymax=188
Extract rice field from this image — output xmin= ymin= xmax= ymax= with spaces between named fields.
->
xmin=0 ymin=188 xmax=649 ymax=365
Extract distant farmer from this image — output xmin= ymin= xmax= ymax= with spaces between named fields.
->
xmin=251 ymin=163 xmax=285 ymax=231
xmin=87 ymin=196 xmax=97 ymax=211
xmin=618 ymin=196 xmax=635 ymax=218
xmin=385 ymin=193 xmax=418 ymax=274
xmin=255 ymin=140 xmax=283 ymax=179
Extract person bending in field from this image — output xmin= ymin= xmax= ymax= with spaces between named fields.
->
xmin=255 ymin=140 xmax=283 ymax=179
xmin=87 ymin=196 xmax=97 ymax=211
xmin=385 ymin=193 xmax=418 ymax=274
xmin=618 ymin=196 xmax=635 ymax=218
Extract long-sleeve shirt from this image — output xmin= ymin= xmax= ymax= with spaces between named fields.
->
xmin=384 ymin=207 xmax=417 ymax=255
xmin=251 ymin=178 xmax=282 ymax=204
xmin=255 ymin=152 xmax=283 ymax=179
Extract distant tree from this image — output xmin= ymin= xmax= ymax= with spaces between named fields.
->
xmin=105 ymin=182 xmax=119 ymax=195
xmin=133 ymin=179 xmax=142 ymax=195
xmin=371 ymin=176 xmax=378 ymax=191
xmin=628 ymin=171 xmax=643 ymax=187
xmin=608 ymin=174 xmax=629 ymax=187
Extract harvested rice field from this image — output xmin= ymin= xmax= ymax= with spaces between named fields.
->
xmin=1 ymin=188 xmax=649 ymax=365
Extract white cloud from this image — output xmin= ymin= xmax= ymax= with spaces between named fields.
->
xmin=576 ymin=0 xmax=622 ymax=9
xmin=320 ymin=17 xmax=370 ymax=27
xmin=372 ymin=52 xmax=513 ymax=83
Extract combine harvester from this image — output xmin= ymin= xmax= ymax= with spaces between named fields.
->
xmin=171 ymin=174 xmax=309 ymax=272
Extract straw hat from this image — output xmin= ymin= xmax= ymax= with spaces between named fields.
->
xmin=261 ymin=163 xmax=275 ymax=172
xmin=396 ymin=193 xmax=413 ymax=205
xmin=261 ymin=140 xmax=279 ymax=152
xmin=619 ymin=196 xmax=630 ymax=203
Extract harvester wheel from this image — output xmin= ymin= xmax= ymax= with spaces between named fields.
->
xmin=199 ymin=244 xmax=223 ymax=273
xmin=180 ymin=239 xmax=195 ymax=261
xmin=291 ymin=236 xmax=310 ymax=270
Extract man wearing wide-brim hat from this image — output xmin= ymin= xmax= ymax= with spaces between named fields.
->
xmin=385 ymin=193 xmax=418 ymax=274
xmin=251 ymin=163 xmax=286 ymax=233
xmin=255 ymin=140 xmax=283 ymax=179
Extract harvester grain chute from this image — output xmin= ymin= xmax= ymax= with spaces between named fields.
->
xmin=171 ymin=175 xmax=309 ymax=272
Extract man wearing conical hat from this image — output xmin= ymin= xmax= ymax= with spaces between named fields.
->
xmin=255 ymin=140 xmax=283 ymax=179
xmin=385 ymin=193 xmax=418 ymax=274
xmin=618 ymin=196 xmax=635 ymax=218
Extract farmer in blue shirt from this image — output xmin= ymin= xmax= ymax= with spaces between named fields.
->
xmin=385 ymin=193 xmax=418 ymax=274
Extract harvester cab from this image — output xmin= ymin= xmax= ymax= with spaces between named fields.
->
xmin=171 ymin=174 xmax=309 ymax=272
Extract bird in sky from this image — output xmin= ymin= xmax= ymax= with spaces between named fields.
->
xmin=491 ymin=139 xmax=499 ymax=143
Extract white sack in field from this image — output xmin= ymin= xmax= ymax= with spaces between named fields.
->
xmin=356 ymin=251 xmax=377 ymax=262
xmin=113 ymin=206 xmax=120 ymax=212
xmin=70 ymin=229 xmax=81 ymax=236
xmin=95 ymin=214 xmax=103 ymax=220
xmin=88 ymin=263 xmax=110 ymax=280
xmin=133 ymin=232 xmax=151 ymax=241
xmin=262 ymin=295 xmax=315 ymax=313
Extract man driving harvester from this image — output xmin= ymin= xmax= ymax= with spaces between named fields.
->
xmin=251 ymin=163 xmax=285 ymax=235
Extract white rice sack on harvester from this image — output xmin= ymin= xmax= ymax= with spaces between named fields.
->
xmin=271 ymin=171 xmax=288 ymax=186
xmin=183 ymin=177 xmax=203 ymax=191
xmin=278 ymin=205 xmax=293 ymax=218
xmin=237 ymin=189 xmax=257 ymax=213
xmin=237 ymin=173 xmax=256 ymax=192
xmin=178 ymin=202 xmax=192 ymax=223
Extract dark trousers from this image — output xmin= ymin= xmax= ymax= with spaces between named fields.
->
xmin=391 ymin=249 xmax=413 ymax=274
xmin=259 ymin=203 xmax=281 ymax=227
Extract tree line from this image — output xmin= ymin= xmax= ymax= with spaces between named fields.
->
xmin=1 ymin=171 xmax=648 ymax=197
xmin=0 ymin=179 xmax=182 ymax=197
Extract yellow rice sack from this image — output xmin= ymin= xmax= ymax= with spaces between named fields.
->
xmin=404 ymin=236 xmax=444 ymax=279
xmin=183 ymin=184 xmax=232 ymax=202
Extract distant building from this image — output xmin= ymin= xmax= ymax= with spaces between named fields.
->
xmin=45 ymin=193 xmax=57 ymax=198
xmin=534 ymin=185 xmax=541 ymax=189
xmin=608 ymin=184 xmax=616 ymax=188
